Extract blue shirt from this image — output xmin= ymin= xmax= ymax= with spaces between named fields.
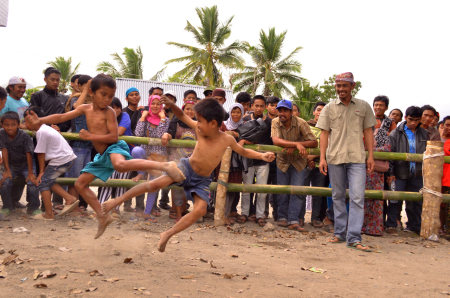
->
xmin=118 ymin=112 xmax=133 ymax=151
xmin=0 ymin=95 xmax=29 ymax=123
xmin=404 ymin=125 xmax=416 ymax=175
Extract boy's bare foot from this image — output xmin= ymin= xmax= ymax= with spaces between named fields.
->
xmin=161 ymin=161 xmax=185 ymax=182
xmin=95 ymin=214 xmax=114 ymax=239
xmin=32 ymin=213 xmax=55 ymax=220
xmin=157 ymin=231 xmax=171 ymax=253
xmin=102 ymin=198 xmax=118 ymax=215
xmin=57 ymin=200 xmax=80 ymax=217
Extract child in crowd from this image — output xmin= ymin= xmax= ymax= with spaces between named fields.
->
xmin=23 ymin=107 xmax=80 ymax=220
xmin=102 ymin=98 xmax=276 ymax=252
xmin=0 ymin=111 xmax=40 ymax=216
xmin=25 ymin=74 xmax=185 ymax=238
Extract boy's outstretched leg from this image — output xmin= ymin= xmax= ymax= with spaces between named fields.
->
xmin=102 ymin=175 xmax=174 ymax=215
xmin=50 ymin=184 xmax=79 ymax=216
xmin=158 ymin=195 xmax=207 ymax=252
xmin=74 ymin=173 xmax=113 ymax=239
xmin=110 ymin=153 xmax=186 ymax=182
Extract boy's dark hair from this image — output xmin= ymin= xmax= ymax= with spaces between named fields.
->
xmin=0 ymin=86 xmax=7 ymax=99
xmin=389 ymin=108 xmax=403 ymax=118
xmin=236 ymin=92 xmax=251 ymax=104
xmin=373 ymin=95 xmax=389 ymax=107
xmin=111 ymin=97 xmax=122 ymax=109
xmin=0 ymin=111 xmax=20 ymax=124
xmin=71 ymin=74 xmax=82 ymax=83
xmin=24 ymin=106 xmax=45 ymax=118
xmin=421 ymin=105 xmax=436 ymax=116
xmin=78 ymin=75 xmax=92 ymax=86
xmin=251 ymin=95 xmax=266 ymax=105
xmin=193 ymin=98 xmax=224 ymax=125
xmin=313 ymin=101 xmax=326 ymax=111
xmin=5 ymin=85 xmax=12 ymax=94
xmin=149 ymin=86 xmax=163 ymax=95
xmin=442 ymin=116 xmax=450 ymax=125
xmin=44 ymin=67 xmax=61 ymax=78
xmin=91 ymin=74 xmax=116 ymax=93
xmin=293 ymin=103 xmax=299 ymax=111
xmin=266 ymin=96 xmax=280 ymax=105
xmin=405 ymin=106 xmax=422 ymax=118
xmin=184 ymin=90 xmax=197 ymax=99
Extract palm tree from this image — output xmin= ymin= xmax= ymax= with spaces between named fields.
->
xmin=292 ymin=81 xmax=323 ymax=120
xmin=97 ymin=47 xmax=143 ymax=80
xmin=164 ymin=5 xmax=245 ymax=87
xmin=46 ymin=57 xmax=80 ymax=94
xmin=232 ymin=28 xmax=304 ymax=97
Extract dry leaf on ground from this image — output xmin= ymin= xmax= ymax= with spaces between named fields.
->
xmin=70 ymin=269 xmax=86 ymax=273
xmin=89 ymin=270 xmax=103 ymax=276
xmin=41 ymin=270 xmax=56 ymax=278
xmin=34 ymin=283 xmax=47 ymax=288
xmin=180 ymin=274 xmax=194 ymax=279
xmin=86 ymin=287 xmax=97 ymax=292
xmin=102 ymin=277 xmax=120 ymax=282
xmin=2 ymin=254 xmax=18 ymax=265
xmin=59 ymin=247 xmax=71 ymax=252
xmin=123 ymin=258 xmax=133 ymax=264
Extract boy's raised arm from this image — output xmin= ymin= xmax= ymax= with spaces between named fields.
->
xmin=229 ymin=135 xmax=275 ymax=162
xmin=160 ymin=96 xmax=197 ymax=129
xmin=29 ymin=106 xmax=85 ymax=126
xmin=79 ymin=108 xmax=119 ymax=144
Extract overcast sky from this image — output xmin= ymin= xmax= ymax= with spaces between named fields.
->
xmin=1 ymin=0 xmax=449 ymax=118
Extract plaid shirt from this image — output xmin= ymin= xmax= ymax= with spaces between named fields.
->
xmin=271 ymin=116 xmax=316 ymax=173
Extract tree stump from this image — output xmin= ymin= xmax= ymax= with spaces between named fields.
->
xmin=420 ymin=141 xmax=445 ymax=240
xmin=214 ymin=146 xmax=233 ymax=226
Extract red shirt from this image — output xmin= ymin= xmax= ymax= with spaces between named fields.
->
xmin=443 ymin=140 xmax=450 ymax=187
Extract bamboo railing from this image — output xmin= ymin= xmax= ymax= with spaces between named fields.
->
xmin=25 ymin=131 xmax=450 ymax=163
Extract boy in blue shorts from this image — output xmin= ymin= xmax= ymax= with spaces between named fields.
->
xmin=25 ymin=74 xmax=185 ymax=238
xmin=102 ymin=98 xmax=276 ymax=252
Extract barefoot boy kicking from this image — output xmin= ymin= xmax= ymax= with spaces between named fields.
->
xmin=102 ymin=98 xmax=276 ymax=252
xmin=25 ymin=74 xmax=185 ymax=238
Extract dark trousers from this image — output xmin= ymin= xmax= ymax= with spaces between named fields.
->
xmin=300 ymin=167 xmax=326 ymax=222
xmin=267 ymin=160 xmax=278 ymax=220
xmin=124 ymin=171 xmax=146 ymax=211
xmin=386 ymin=177 xmax=423 ymax=232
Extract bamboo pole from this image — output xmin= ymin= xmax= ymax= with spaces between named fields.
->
xmin=55 ymin=179 xmax=450 ymax=203
xmin=420 ymin=141 xmax=445 ymax=240
xmin=25 ymin=131 xmax=450 ymax=163
xmin=214 ymin=146 xmax=233 ymax=226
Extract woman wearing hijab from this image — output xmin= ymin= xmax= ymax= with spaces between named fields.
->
xmin=216 ymin=103 xmax=245 ymax=225
xmin=133 ymin=95 xmax=169 ymax=222
xmin=161 ymin=100 xmax=197 ymax=222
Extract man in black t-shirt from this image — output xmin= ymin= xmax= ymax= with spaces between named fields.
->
xmin=237 ymin=95 xmax=272 ymax=226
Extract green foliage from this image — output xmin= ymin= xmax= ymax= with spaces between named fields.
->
xmin=232 ymin=28 xmax=304 ymax=97
xmin=319 ymin=74 xmax=362 ymax=102
xmin=292 ymin=81 xmax=323 ymax=120
xmin=165 ymin=5 xmax=245 ymax=87
xmin=45 ymin=57 xmax=80 ymax=94
xmin=24 ymin=87 xmax=41 ymax=102
xmin=97 ymin=47 xmax=143 ymax=80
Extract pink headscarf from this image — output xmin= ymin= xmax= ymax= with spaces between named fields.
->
xmin=145 ymin=95 xmax=162 ymax=125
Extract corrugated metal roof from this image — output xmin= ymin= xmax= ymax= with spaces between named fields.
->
xmin=115 ymin=78 xmax=235 ymax=112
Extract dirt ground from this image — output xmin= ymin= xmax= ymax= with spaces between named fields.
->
xmin=1 ymin=190 xmax=450 ymax=298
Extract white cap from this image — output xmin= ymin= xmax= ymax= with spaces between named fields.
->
xmin=165 ymin=90 xmax=176 ymax=98
xmin=9 ymin=76 xmax=27 ymax=85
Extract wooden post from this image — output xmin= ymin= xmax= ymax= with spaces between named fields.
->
xmin=420 ymin=141 xmax=445 ymax=240
xmin=214 ymin=146 xmax=233 ymax=226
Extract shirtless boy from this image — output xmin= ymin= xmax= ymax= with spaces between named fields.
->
xmin=102 ymin=98 xmax=276 ymax=252
xmin=25 ymin=74 xmax=185 ymax=238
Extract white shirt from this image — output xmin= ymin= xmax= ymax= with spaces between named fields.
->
xmin=35 ymin=124 xmax=76 ymax=166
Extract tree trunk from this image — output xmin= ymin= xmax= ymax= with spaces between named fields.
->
xmin=214 ymin=146 xmax=233 ymax=226
xmin=420 ymin=141 xmax=445 ymax=241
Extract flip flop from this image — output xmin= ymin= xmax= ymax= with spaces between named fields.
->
xmin=144 ymin=217 xmax=156 ymax=223
xmin=347 ymin=242 xmax=372 ymax=252
xmin=56 ymin=200 xmax=80 ymax=217
xmin=326 ymin=236 xmax=344 ymax=243
xmin=32 ymin=213 xmax=54 ymax=221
